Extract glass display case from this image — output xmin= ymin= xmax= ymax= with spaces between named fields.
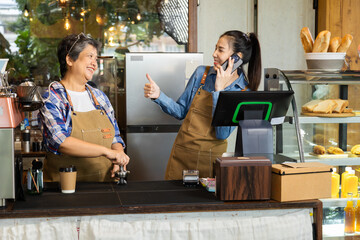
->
xmin=264 ymin=69 xmax=360 ymax=238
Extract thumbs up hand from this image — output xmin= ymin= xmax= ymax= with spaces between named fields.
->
xmin=144 ymin=73 xmax=160 ymax=99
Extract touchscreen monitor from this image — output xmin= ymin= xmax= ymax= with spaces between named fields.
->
xmin=212 ymin=91 xmax=294 ymax=126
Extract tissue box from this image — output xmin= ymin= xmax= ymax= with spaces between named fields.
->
xmin=271 ymin=162 xmax=332 ymax=202
xmin=215 ymin=156 xmax=272 ymax=201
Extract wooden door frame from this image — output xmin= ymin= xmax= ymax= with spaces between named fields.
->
xmin=188 ymin=0 xmax=198 ymax=52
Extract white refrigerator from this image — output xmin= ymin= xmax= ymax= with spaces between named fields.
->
xmin=125 ymin=53 xmax=203 ymax=181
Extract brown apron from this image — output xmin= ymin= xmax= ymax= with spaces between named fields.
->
xmin=165 ymin=66 xmax=230 ymax=180
xmin=44 ymin=84 xmax=115 ymax=182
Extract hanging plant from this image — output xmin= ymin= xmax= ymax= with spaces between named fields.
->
xmin=35 ymin=1 xmax=63 ymax=25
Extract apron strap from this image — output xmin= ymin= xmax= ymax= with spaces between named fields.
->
xmin=200 ymin=66 xmax=211 ymax=85
xmin=58 ymin=81 xmax=101 ymax=111
xmin=198 ymin=66 xmax=211 ymax=94
xmin=86 ymin=85 xmax=101 ymax=109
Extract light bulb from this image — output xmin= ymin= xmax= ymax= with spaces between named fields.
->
xmin=64 ymin=18 xmax=70 ymax=30
xmin=59 ymin=0 xmax=68 ymax=8
xmin=136 ymin=13 xmax=141 ymax=21
xmin=24 ymin=9 xmax=29 ymax=17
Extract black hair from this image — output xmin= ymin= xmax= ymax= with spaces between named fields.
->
xmin=220 ymin=30 xmax=262 ymax=91
xmin=57 ymin=33 xmax=101 ymax=78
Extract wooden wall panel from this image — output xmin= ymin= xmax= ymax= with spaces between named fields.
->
xmin=317 ymin=0 xmax=360 ymax=151
xmin=317 ymin=0 xmax=360 ymax=70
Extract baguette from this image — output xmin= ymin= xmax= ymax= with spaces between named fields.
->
xmin=300 ymin=27 xmax=314 ymax=53
xmin=332 ymin=99 xmax=349 ymax=113
xmin=312 ymin=99 xmax=337 ymax=113
xmin=337 ymin=34 xmax=353 ymax=53
xmin=312 ymin=30 xmax=331 ymax=52
xmin=313 ymin=145 xmax=326 ymax=155
xmin=328 ymin=37 xmax=341 ymax=52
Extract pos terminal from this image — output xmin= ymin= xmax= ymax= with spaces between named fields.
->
xmin=212 ymin=91 xmax=294 ymax=160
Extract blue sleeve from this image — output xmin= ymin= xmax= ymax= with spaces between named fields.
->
xmin=153 ymin=67 xmax=202 ymax=120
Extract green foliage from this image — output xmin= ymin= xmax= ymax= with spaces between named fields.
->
xmin=7 ymin=19 xmax=60 ymax=83
xmin=5 ymin=0 xmax=169 ymax=84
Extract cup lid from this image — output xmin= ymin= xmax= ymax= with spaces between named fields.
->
xmin=32 ymin=159 xmax=43 ymax=169
xmin=59 ymin=165 xmax=77 ymax=172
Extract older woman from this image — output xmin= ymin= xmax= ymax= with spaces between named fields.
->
xmin=38 ymin=33 xmax=129 ymax=182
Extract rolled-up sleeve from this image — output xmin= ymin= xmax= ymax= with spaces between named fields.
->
xmin=38 ymin=91 xmax=71 ymax=154
xmin=153 ymin=67 xmax=202 ymax=120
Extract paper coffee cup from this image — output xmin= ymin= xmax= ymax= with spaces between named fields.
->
xmin=59 ymin=166 xmax=77 ymax=194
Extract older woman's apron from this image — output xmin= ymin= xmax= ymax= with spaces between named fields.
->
xmin=165 ymin=67 xmax=228 ymax=180
xmin=43 ymin=84 xmax=115 ymax=182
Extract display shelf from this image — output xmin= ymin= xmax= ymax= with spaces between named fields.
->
xmin=297 ymin=115 xmax=360 ymax=124
xmin=321 ymin=197 xmax=360 ymax=208
xmin=281 ymin=70 xmax=360 ymax=85
xmin=323 ymin=224 xmax=360 ymax=239
xmin=266 ymin=69 xmax=360 ymax=239
xmin=280 ymin=153 xmax=360 ymax=166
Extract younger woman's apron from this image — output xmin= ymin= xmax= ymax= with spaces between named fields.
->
xmin=43 ymin=84 xmax=115 ymax=182
xmin=165 ymin=67 xmax=227 ymax=180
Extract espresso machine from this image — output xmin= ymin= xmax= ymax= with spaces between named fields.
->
xmin=0 ymin=66 xmax=25 ymax=206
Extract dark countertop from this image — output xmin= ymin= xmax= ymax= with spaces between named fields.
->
xmin=0 ymin=180 xmax=322 ymax=218
xmin=0 ymin=180 xmax=323 ymax=239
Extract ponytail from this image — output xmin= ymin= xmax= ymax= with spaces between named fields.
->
xmin=247 ymin=33 xmax=261 ymax=91
xmin=220 ymin=31 xmax=262 ymax=91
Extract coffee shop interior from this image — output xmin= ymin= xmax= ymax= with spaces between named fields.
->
xmin=1 ymin=0 xmax=360 ymax=239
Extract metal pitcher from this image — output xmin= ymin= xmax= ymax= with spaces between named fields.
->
xmin=16 ymin=80 xmax=43 ymax=111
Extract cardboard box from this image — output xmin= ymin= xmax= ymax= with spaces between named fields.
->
xmin=215 ymin=156 xmax=272 ymax=201
xmin=271 ymin=162 xmax=332 ymax=202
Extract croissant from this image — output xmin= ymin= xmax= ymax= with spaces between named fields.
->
xmin=313 ymin=145 xmax=326 ymax=155
xmin=351 ymin=145 xmax=360 ymax=155
xmin=327 ymin=147 xmax=344 ymax=154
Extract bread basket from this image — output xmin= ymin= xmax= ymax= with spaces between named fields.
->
xmin=305 ymin=52 xmax=346 ymax=71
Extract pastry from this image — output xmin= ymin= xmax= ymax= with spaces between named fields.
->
xmin=301 ymin=100 xmax=322 ymax=113
xmin=332 ymin=99 xmax=349 ymax=113
xmin=343 ymin=108 xmax=353 ymax=113
xmin=327 ymin=146 xmax=344 ymax=154
xmin=312 ymin=99 xmax=337 ymax=114
xmin=313 ymin=145 xmax=326 ymax=155
xmin=351 ymin=145 xmax=360 ymax=155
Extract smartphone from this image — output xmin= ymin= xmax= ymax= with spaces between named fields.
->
xmin=221 ymin=53 xmax=243 ymax=74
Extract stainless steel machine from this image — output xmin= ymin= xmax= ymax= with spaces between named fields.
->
xmin=0 ymin=60 xmax=43 ymax=206
xmin=0 ymin=68 xmax=24 ymax=206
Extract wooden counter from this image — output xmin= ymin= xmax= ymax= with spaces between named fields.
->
xmin=0 ymin=181 xmax=322 ymax=239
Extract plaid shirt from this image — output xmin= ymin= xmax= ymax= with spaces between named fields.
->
xmin=38 ymin=81 xmax=125 ymax=155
